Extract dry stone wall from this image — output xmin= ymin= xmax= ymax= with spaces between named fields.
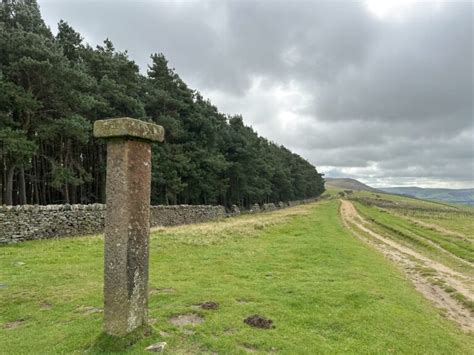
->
xmin=150 ymin=205 xmax=226 ymax=227
xmin=0 ymin=197 xmax=319 ymax=244
xmin=0 ymin=204 xmax=106 ymax=244
xmin=0 ymin=204 xmax=225 ymax=244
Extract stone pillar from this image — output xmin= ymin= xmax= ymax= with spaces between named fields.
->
xmin=93 ymin=118 xmax=164 ymax=336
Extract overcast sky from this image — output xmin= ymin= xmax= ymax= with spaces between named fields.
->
xmin=38 ymin=0 xmax=473 ymax=188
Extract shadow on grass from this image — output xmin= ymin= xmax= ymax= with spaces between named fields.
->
xmin=87 ymin=325 xmax=153 ymax=353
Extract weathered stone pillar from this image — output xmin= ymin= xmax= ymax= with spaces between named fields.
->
xmin=93 ymin=118 xmax=164 ymax=336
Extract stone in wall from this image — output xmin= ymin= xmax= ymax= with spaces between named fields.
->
xmin=262 ymin=203 xmax=276 ymax=211
xmin=250 ymin=203 xmax=261 ymax=213
xmin=229 ymin=204 xmax=240 ymax=216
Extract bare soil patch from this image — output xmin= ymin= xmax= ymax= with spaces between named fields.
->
xmin=199 ymin=301 xmax=219 ymax=310
xmin=236 ymin=298 xmax=250 ymax=304
xmin=76 ymin=305 xmax=103 ymax=315
xmin=240 ymin=343 xmax=258 ymax=353
xmin=150 ymin=287 xmax=176 ymax=295
xmin=169 ymin=313 xmax=203 ymax=326
xmin=244 ymin=315 xmax=274 ymax=329
xmin=340 ymin=200 xmax=474 ymax=332
xmin=40 ymin=302 xmax=52 ymax=310
xmin=159 ymin=330 xmax=170 ymax=337
xmin=3 ymin=319 xmax=25 ymax=329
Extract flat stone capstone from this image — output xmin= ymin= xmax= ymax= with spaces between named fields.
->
xmin=94 ymin=117 xmax=164 ymax=142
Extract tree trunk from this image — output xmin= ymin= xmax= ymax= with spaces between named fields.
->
xmin=5 ymin=165 xmax=15 ymax=205
xmin=33 ymin=157 xmax=40 ymax=204
xmin=99 ymin=144 xmax=106 ymax=203
xmin=64 ymin=183 xmax=70 ymax=204
xmin=19 ymin=166 xmax=27 ymax=204
xmin=0 ymin=157 xmax=3 ymax=205
xmin=71 ymin=184 xmax=77 ymax=204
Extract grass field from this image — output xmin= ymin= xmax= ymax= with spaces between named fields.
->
xmin=1 ymin=200 xmax=473 ymax=354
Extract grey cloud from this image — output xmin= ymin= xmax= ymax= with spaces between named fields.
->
xmin=40 ymin=0 xmax=377 ymax=93
xmin=38 ymin=0 xmax=474 ymax=188
xmin=314 ymin=2 xmax=472 ymax=126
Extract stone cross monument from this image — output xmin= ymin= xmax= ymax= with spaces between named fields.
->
xmin=93 ymin=118 xmax=164 ymax=336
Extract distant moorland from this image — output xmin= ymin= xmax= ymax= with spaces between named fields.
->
xmin=325 ymin=178 xmax=474 ymax=206
xmin=381 ymin=187 xmax=474 ymax=206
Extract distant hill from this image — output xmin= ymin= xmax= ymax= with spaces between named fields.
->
xmin=325 ymin=178 xmax=381 ymax=193
xmin=381 ymin=187 xmax=474 ymax=205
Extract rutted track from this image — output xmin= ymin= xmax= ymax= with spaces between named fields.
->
xmin=393 ymin=213 xmax=470 ymax=240
xmin=363 ymin=209 xmax=472 ymax=268
xmin=340 ymin=199 xmax=474 ymax=332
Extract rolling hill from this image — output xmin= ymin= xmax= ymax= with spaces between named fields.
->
xmin=381 ymin=187 xmax=474 ymax=205
xmin=325 ymin=178 xmax=382 ymax=193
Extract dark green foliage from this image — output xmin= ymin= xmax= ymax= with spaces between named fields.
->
xmin=0 ymin=1 xmax=324 ymax=207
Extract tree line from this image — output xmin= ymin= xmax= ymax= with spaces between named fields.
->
xmin=0 ymin=0 xmax=324 ymax=207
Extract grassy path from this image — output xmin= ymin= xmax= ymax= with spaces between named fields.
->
xmin=341 ymin=199 xmax=473 ymax=332
xmin=1 ymin=200 xmax=473 ymax=353
xmin=355 ymin=202 xmax=474 ymax=266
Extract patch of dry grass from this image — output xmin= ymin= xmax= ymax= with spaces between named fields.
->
xmin=151 ymin=204 xmax=313 ymax=246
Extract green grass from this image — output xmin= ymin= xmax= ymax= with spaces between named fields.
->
xmin=396 ymin=208 xmax=474 ymax=238
xmin=1 ymin=200 xmax=473 ymax=354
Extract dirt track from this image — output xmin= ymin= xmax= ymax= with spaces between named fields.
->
xmin=340 ymin=200 xmax=474 ymax=332
xmin=392 ymin=212 xmax=471 ymax=240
